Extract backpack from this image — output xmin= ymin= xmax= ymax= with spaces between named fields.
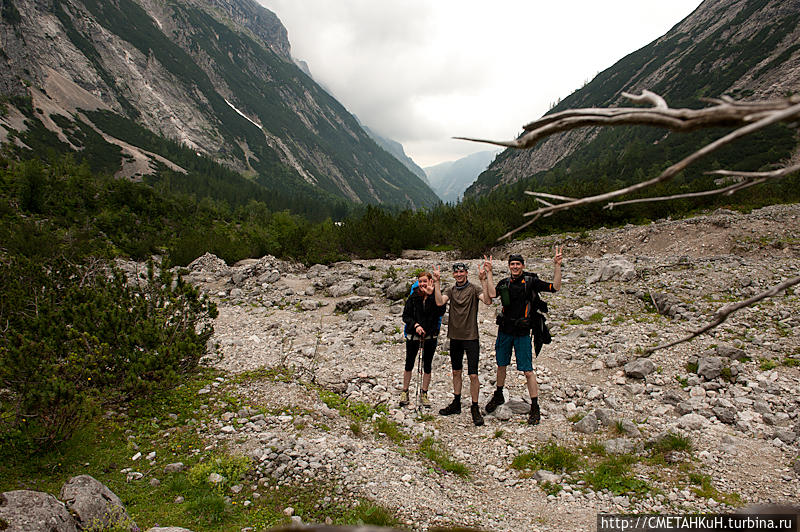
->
xmin=405 ymin=280 xmax=443 ymax=335
xmin=497 ymin=273 xmax=551 ymax=355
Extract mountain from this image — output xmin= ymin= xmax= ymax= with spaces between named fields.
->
xmin=361 ymin=124 xmax=430 ymax=186
xmin=0 ymin=0 xmax=438 ymax=209
xmin=425 ymin=150 xmax=499 ymax=203
xmin=466 ymin=0 xmax=800 ymax=197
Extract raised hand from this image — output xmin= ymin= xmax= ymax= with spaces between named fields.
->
xmin=483 ymin=254 xmax=493 ymax=273
xmin=554 ymin=245 xmax=563 ymax=266
xmin=478 ymin=262 xmax=486 ymax=281
xmin=432 ymin=265 xmax=441 ymax=283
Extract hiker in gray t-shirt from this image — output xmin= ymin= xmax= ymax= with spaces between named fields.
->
xmin=432 ymin=257 xmax=493 ymax=426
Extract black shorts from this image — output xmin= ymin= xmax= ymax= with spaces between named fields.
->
xmin=449 ymin=338 xmax=480 ymax=375
xmin=405 ymin=337 xmax=438 ymax=373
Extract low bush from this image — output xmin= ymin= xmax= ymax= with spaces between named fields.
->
xmin=0 ymin=258 xmax=217 ymax=453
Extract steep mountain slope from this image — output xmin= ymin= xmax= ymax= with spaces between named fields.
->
xmin=467 ymin=0 xmax=800 ymax=197
xmin=425 ymin=150 xmax=498 ymax=203
xmin=362 ymin=124 xmax=431 ymax=186
xmin=0 ymin=0 xmax=437 ymax=208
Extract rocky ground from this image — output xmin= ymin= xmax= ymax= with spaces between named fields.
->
xmin=156 ymin=204 xmax=799 ymax=531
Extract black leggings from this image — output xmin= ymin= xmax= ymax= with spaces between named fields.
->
xmin=404 ymin=338 xmax=438 ymax=373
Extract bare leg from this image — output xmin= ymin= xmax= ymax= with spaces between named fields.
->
xmin=524 ymin=370 xmax=539 ymax=398
xmin=452 ymin=370 xmax=462 ymax=396
xmin=468 ymin=374 xmax=480 ymax=403
xmin=422 ymin=372 xmax=431 ymax=391
xmin=403 ymin=370 xmax=412 ymax=390
xmin=496 ymin=365 xmax=508 ymax=387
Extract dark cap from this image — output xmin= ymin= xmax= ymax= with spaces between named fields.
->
xmin=452 ymin=262 xmax=468 ymax=272
xmin=508 ymin=254 xmax=524 ymax=264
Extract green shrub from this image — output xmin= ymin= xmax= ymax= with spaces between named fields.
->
xmin=0 ymin=258 xmax=217 ymax=452
xmin=187 ymin=453 xmax=252 ymax=493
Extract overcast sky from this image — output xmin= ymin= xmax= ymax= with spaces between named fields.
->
xmin=257 ymin=0 xmax=704 ymax=168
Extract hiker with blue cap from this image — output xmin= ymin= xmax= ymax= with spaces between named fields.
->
xmin=399 ymin=271 xmax=446 ymax=408
xmin=485 ymin=247 xmax=562 ymax=425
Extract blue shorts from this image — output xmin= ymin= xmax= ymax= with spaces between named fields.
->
xmin=495 ymin=331 xmax=533 ymax=372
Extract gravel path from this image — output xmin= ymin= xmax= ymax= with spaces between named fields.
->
xmin=183 ymin=204 xmax=800 ymax=531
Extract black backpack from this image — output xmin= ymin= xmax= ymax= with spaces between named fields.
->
xmin=497 ymin=273 xmax=551 ymax=355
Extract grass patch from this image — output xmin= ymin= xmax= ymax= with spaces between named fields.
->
xmin=568 ymin=413 xmax=585 ymax=423
xmin=418 ymin=437 xmax=470 ymax=478
xmin=759 ymin=358 xmax=778 ymax=371
xmin=0 ymin=370 xmax=404 ymax=531
xmin=317 ymin=388 xmax=387 ymax=421
xmin=647 ymin=432 xmax=694 ymax=456
xmin=782 ymin=357 xmax=800 ymax=368
xmin=581 ymin=455 xmax=651 ymax=496
xmin=540 ymin=480 xmax=563 ymax=496
xmin=688 ymin=473 xmax=742 ymax=506
xmin=585 ymin=440 xmax=607 ymax=456
xmin=373 ymin=416 xmax=409 ymax=444
xmin=512 ymin=442 xmax=582 ymax=473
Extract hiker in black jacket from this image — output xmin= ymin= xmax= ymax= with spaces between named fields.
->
xmin=484 ymin=248 xmax=562 ymax=424
xmin=400 ymin=271 xmax=446 ymax=408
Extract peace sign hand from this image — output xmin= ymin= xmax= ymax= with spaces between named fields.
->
xmin=432 ymin=265 xmax=441 ymax=283
xmin=554 ymin=245 xmax=563 ymax=266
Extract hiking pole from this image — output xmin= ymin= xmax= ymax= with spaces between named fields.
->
xmin=415 ymin=336 xmax=423 ymax=414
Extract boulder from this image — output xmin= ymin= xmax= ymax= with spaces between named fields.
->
xmin=506 ymin=397 xmax=531 ymax=415
xmin=697 ymin=357 xmax=724 ymax=380
xmin=716 ymin=344 xmax=748 ymax=361
xmin=573 ymin=306 xmax=600 ymax=321
xmin=712 ymin=406 xmax=737 ymax=425
xmin=603 ymin=438 xmax=636 ymax=455
xmin=329 ymin=279 xmax=360 ymax=297
xmin=593 ymin=408 xmax=614 ymax=427
xmin=59 ymin=475 xmax=134 ymax=531
xmin=587 ymin=256 xmax=636 ymax=283
xmin=164 ymin=462 xmax=185 ymax=474
xmin=347 ymin=310 xmax=372 ymax=322
xmin=573 ymin=413 xmax=599 ymax=434
xmin=187 ymin=252 xmax=229 ymax=275
xmin=624 ymin=358 xmax=655 ymax=379
xmin=677 ymin=413 xmax=709 ymax=430
xmin=335 ymin=296 xmax=372 ymax=313
xmin=534 ymin=470 xmax=561 ymax=483
xmin=491 ymin=404 xmax=513 ymax=421
xmin=385 ymin=282 xmax=411 ymax=301
xmin=618 ymin=419 xmax=642 ymax=437
xmin=0 ymin=490 xmax=78 ymax=532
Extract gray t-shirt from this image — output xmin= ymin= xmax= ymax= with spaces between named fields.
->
xmin=444 ymin=281 xmax=482 ymax=340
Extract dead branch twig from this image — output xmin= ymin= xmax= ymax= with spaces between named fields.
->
xmin=645 ymin=275 xmax=800 ymax=353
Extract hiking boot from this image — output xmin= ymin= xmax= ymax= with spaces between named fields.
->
xmin=528 ymin=403 xmax=541 ymax=425
xmin=471 ymin=404 xmax=485 ymax=426
xmin=439 ymin=398 xmax=461 ymax=416
xmin=485 ymin=389 xmax=505 ymax=413
xmin=399 ymin=390 xmax=409 ymax=407
xmin=420 ymin=391 xmax=431 ymax=408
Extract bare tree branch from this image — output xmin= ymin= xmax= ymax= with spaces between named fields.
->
xmin=455 ymin=92 xmax=799 ymax=240
xmin=646 ymin=276 xmax=800 ymax=353
xmin=606 ymin=163 xmax=799 ymax=209
xmin=456 ymin=91 xmax=800 ymax=149
xmin=462 ymin=91 xmax=800 ymax=352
